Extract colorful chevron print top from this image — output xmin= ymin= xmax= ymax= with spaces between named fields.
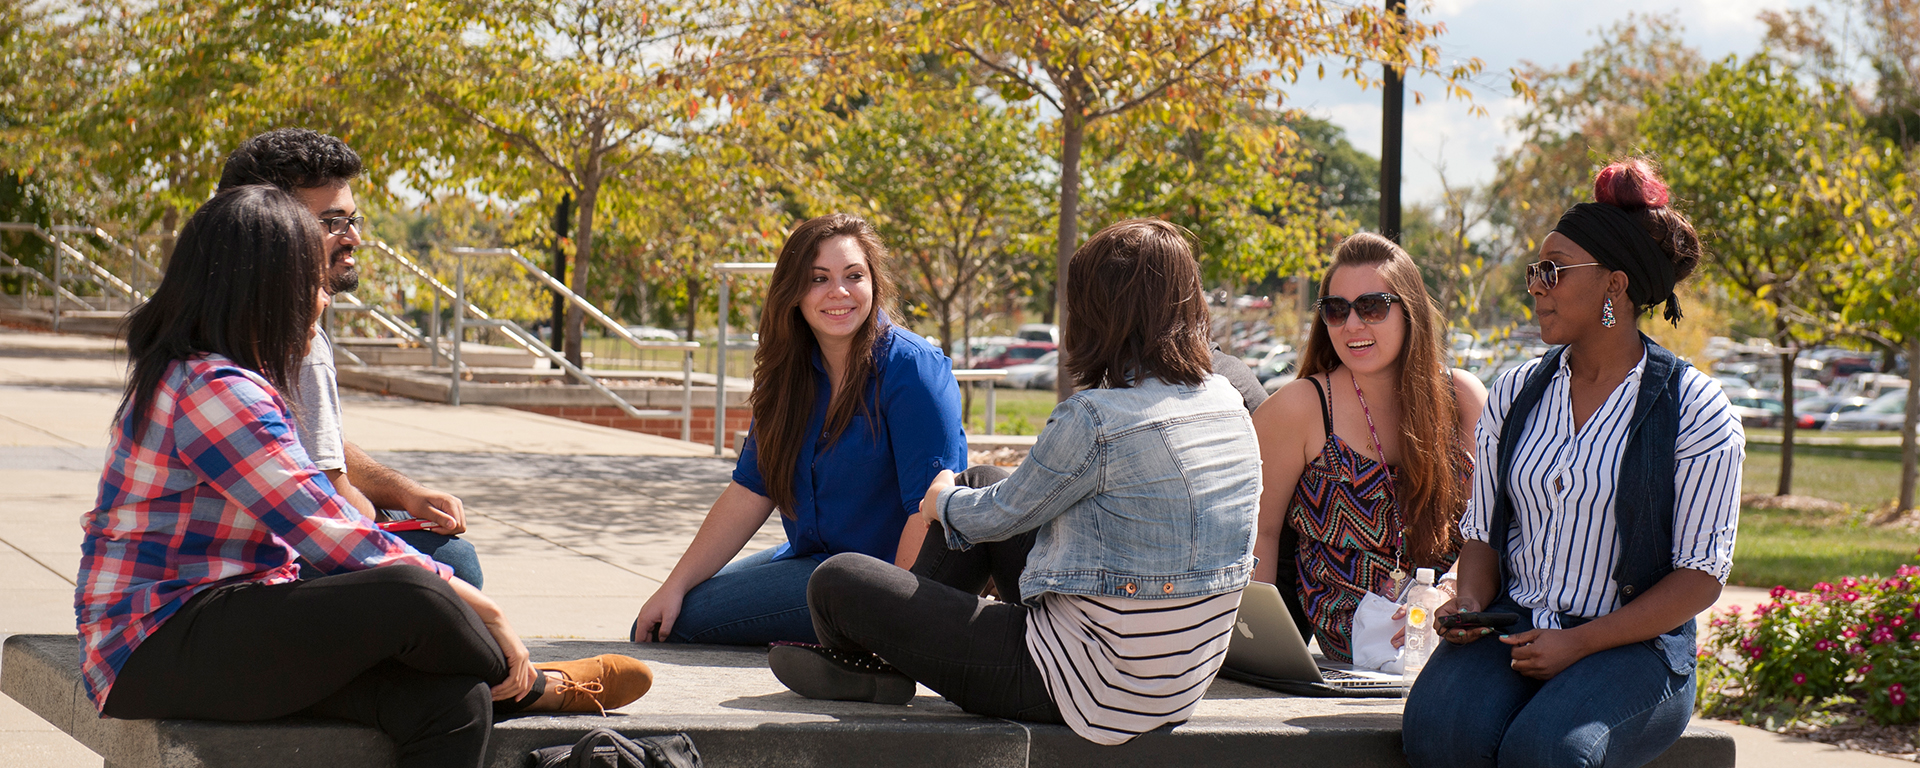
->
xmin=1287 ymin=375 xmax=1469 ymax=663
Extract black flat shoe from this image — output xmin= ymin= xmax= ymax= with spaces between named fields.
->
xmin=768 ymin=642 xmax=917 ymax=705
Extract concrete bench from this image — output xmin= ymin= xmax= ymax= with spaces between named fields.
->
xmin=3 ymin=634 xmax=1734 ymax=767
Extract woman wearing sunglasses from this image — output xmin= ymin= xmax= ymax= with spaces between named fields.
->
xmin=1250 ymin=232 xmax=1485 ymax=663
xmin=1401 ymin=160 xmax=1742 ymax=768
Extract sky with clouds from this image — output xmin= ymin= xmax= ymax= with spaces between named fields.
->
xmin=1288 ymin=0 xmax=1802 ymax=205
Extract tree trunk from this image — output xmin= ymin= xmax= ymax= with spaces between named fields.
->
xmin=683 ymin=273 xmax=700 ymax=343
xmin=550 ymin=193 xmax=572 ymax=350
xmin=1777 ymin=343 xmax=1797 ymax=497
xmin=1053 ymin=110 xmax=1085 ymax=402
xmin=565 ymin=178 xmax=598 ymax=372
xmin=1900 ymin=335 xmax=1919 ymax=512
xmin=159 ymin=207 xmax=180 ymax=263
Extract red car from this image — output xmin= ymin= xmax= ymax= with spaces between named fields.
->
xmin=974 ymin=341 xmax=1056 ymax=369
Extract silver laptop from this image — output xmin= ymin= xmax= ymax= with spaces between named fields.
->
xmin=1225 ymin=582 xmax=1405 ymax=692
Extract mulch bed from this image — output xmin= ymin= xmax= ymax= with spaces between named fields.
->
xmin=1770 ymin=705 xmax=1920 ymax=762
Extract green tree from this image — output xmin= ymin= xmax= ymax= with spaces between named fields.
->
xmin=1642 ymin=54 xmax=1844 ymax=496
xmin=733 ymin=0 xmax=1494 ymax=399
xmin=808 ymin=89 xmax=1048 ymax=362
xmin=332 ymin=0 xmax=705 ymax=368
xmin=1491 ymin=13 xmax=1702 ymax=257
xmin=1806 ymin=122 xmax=1920 ymax=511
xmin=1083 ymin=106 xmax=1336 ymax=351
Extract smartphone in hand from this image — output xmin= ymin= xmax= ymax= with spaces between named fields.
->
xmin=1436 ymin=611 xmax=1521 ymax=632
xmin=376 ymin=518 xmax=436 ymax=533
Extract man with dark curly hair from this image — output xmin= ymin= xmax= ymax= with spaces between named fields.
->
xmin=219 ymin=128 xmax=484 ymax=587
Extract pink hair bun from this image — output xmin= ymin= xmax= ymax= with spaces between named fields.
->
xmin=1594 ymin=159 xmax=1670 ymax=209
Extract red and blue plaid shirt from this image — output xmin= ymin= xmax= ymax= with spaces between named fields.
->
xmin=76 ymin=354 xmax=451 ymax=710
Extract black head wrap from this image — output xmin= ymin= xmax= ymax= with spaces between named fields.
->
xmin=1550 ymin=202 xmax=1683 ymax=325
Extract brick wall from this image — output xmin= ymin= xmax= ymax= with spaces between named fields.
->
xmin=515 ymin=405 xmax=751 ymax=448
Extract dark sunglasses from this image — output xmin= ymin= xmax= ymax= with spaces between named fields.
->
xmin=1524 ymin=260 xmax=1604 ymax=290
xmin=1315 ymin=292 xmax=1403 ymax=325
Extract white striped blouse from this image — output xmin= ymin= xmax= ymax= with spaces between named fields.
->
xmin=1459 ymin=349 xmax=1744 ymax=630
xmin=1025 ymin=590 xmax=1242 ymax=745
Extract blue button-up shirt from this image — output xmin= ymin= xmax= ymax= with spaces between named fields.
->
xmin=734 ymin=325 xmax=968 ymax=562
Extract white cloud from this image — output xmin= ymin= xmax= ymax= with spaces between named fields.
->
xmin=1291 ymin=0 xmax=1797 ymax=208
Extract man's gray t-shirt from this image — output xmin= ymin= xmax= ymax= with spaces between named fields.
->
xmin=294 ymin=327 xmax=347 ymax=471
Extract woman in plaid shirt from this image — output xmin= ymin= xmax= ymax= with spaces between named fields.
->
xmin=77 ymin=185 xmax=648 ymax=768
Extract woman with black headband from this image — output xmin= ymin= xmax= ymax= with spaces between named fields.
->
xmin=1401 ymin=159 xmax=1744 ymax=768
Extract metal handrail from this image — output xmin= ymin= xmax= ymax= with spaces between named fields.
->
xmin=713 ymin=262 xmax=777 ymax=455
xmin=50 ymin=225 xmax=162 ymax=280
xmin=952 ymin=369 xmax=1008 ymax=435
xmin=0 ymin=249 xmax=89 ymax=309
xmin=331 ymin=291 xmax=423 ymax=343
xmin=361 ymin=240 xmax=541 ymax=356
xmin=52 ymin=239 xmax=142 ymax=303
xmin=448 ymin=246 xmax=700 ymax=444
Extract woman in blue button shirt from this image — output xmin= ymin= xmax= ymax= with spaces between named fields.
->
xmin=631 ymin=213 xmax=968 ymax=646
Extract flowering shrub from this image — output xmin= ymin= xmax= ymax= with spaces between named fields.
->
xmin=1698 ymin=558 xmax=1919 ymax=727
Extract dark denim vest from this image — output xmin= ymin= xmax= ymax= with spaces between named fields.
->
xmin=1489 ymin=336 xmax=1696 ymax=676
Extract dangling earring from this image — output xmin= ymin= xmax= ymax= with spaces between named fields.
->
xmin=1601 ymin=298 xmax=1617 ymax=328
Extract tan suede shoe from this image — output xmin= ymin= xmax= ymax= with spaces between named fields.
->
xmin=534 ymin=655 xmax=654 ymax=715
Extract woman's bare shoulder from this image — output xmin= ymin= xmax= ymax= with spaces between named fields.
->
xmin=1251 ymin=374 xmax=1329 ymax=432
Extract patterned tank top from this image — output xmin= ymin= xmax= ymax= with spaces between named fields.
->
xmin=1286 ymin=375 xmax=1469 ymax=663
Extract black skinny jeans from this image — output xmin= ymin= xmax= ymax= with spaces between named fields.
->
xmin=104 ymin=566 xmax=515 ymax=768
xmin=806 ymin=466 xmax=1063 ymax=723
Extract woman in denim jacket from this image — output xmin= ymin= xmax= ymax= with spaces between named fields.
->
xmin=768 ymin=219 xmax=1261 ymax=745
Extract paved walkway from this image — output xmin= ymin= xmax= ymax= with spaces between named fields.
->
xmin=0 ymin=327 xmax=1908 ymax=766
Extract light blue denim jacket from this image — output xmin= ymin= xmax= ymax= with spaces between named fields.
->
xmin=935 ymin=374 xmax=1261 ymax=604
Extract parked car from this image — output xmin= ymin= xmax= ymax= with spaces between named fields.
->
xmin=1753 ymin=375 xmax=1828 ymax=401
xmin=951 ymin=336 xmax=1018 ymax=367
xmin=1724 ymin=390 xmax=1785 ymax=428
xmin=975 ymin=341 xmax=1056 ymax=369
xmin=1713 ymin=375 xmax=1752 ymax=393
xmin=1792 ymin=395 xmax=1876 ymax=430
xmin=1251 ymin=345 xmax=1297 ymax=382
xmin=999 ymin=350 xmax=1058 ymax=389
xmin=1016 ymin=323 xmax=1059 ymax=345
xmin=1825 ymin=389 xmax=1911 ymax=432
xmin=1833 ymin=373 xmax=1910 ymax=400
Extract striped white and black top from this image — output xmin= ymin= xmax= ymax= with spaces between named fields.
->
xmin=1025 ymin=590 xmax=1241 ymax=745
xmin=1459 ymin=351 xmax=1743 ymax=630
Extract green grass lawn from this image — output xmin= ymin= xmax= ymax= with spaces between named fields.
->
xmin=960 ymin=386 xmax=1062 ymax=435
xmin=1730 ymin=451 xmax=1920 ymax=590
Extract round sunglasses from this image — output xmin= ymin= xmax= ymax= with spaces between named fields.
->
xmin=1314 ymin=292 xmax=1403 ymax=325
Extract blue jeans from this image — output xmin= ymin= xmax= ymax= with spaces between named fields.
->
xmin=665 ymin=546 xmax=820 ymax=645
xmin=1401 ymin=605 xmax=1695 ymax=768
xmin=389 ymin=530 xmax=485 ymax=590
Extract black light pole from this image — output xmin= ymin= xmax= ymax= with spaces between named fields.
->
xmin=1380 ymin=0 xmax=1406 ymax=243
xmin=550 ymin=193 xmax=573 ymax=350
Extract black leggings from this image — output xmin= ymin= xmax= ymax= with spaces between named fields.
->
xmin=105 ymin=566 xmax=512 ymax=768
xmin=807 ymin=466 xmax=1062 ymax=723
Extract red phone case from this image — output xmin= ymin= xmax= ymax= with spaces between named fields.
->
xmin=376 ymin=519 xmax=432 ymax=532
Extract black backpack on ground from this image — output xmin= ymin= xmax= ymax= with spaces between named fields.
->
xmin=527 ymin=728 xmax=701 ymax=768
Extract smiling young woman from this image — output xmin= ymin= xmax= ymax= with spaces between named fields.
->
xmin=630 ymin=213 xmax=968 ymax=646
xmin=1249 ymin=232 xmax=1486 ymax=664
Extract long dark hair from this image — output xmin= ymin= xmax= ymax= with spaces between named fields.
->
xmin=118 ymin=185 xmax=326 ymax=439
xmin=1297 ymin=232 xmax=1465 ymax=565
xmin=751 ymin=213 xmax=896 ymax=519
xmin=1063 ymin=219 xmax=1213 ymax=389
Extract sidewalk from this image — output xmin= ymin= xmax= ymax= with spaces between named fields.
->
xmin=0 ymin=327 xmax=1910 ymax=767
xmin=0 ymin=327 xmax=775 ymax=766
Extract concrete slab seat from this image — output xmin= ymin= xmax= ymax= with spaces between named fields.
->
xmin=2 ymin=634 xmax=1734 ymax=768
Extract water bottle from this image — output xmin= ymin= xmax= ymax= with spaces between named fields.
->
xmin=1402 ymin=568 xmax=1445 ymax=686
